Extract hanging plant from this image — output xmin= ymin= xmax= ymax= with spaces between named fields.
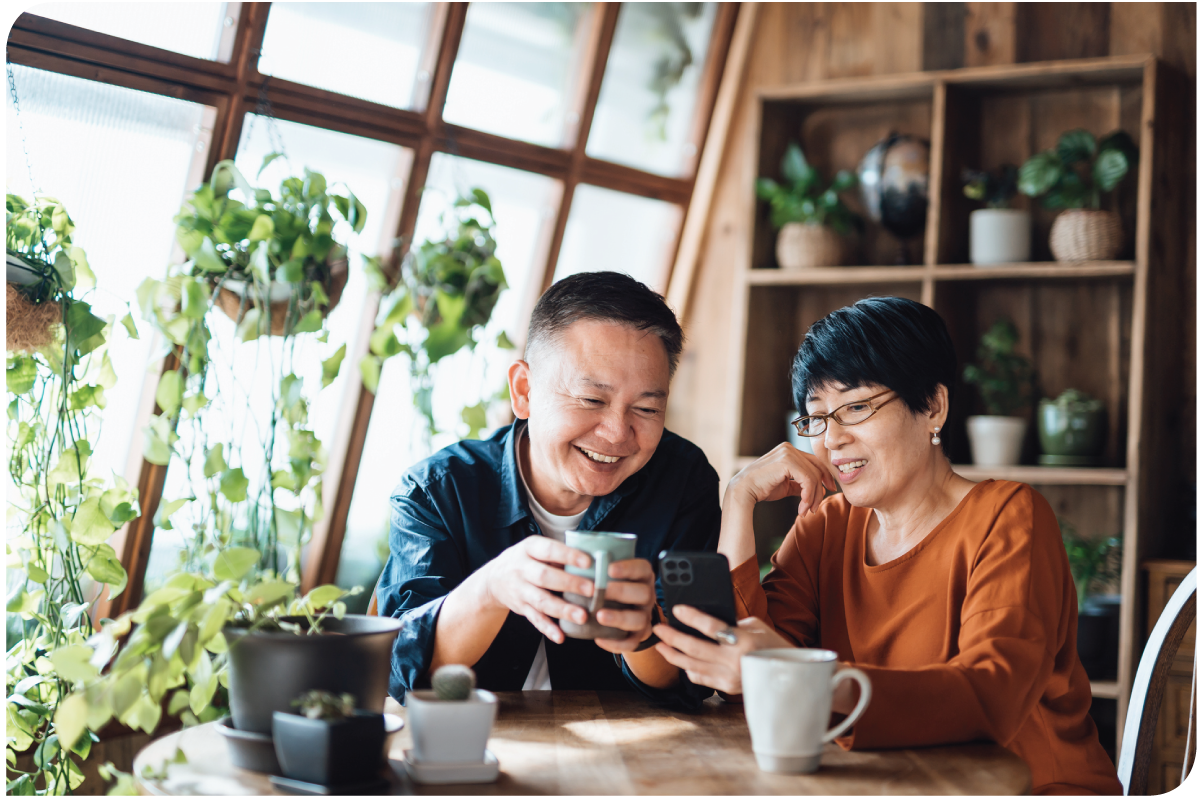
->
xmin=360 ymin=188 xmax=511 ymax=440
xmin=134 ymin=155 xmax=367 ymax=586
xmin=6 ymin=193 xmax=140 ymax=795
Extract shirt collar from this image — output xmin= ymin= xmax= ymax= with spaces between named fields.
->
xmin=496 ymin=419 xmax=646 ymax=530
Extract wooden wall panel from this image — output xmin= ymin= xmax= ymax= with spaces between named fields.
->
xmin=666 ymin=2 xmax=1195 ymax=522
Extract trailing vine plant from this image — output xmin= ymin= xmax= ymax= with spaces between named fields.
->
xmin=360 ymin=188 xmax=511 ymax=444
xmin=134 ymin=155 xmax=365 ymax=589
xmin=6 ymin=194 xmax=138 ymax=795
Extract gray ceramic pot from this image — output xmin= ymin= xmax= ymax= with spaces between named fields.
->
xmin=225 ymin=614 xmax=402 ymax=734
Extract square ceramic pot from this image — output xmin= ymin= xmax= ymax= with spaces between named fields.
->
xmin=271 ymin=710 xmax=386 ymax=785
xmin=406 ymin=689 xmax=497 ymax=763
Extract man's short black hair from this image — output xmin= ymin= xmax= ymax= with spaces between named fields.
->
xmin=526 ymin=271 xmax=684 ymax=376
xmin=791 ymin=296 xmax=956 ymax=417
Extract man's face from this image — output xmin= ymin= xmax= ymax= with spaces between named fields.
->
xmin=510 ymin=319 xmax=670 ymax=515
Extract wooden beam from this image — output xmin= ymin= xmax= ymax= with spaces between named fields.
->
xmin=679 ymin=3 xmax=740 ymax=180
xmin=666 ymin=2 xmax=758 ymax=323
xmin=537 ymin=3 xmax=621 ymax=295
xmin=963 ymin=2 xmax=1016 ymax=67
xmin=301 ymin=3 xmax=467 ymax=593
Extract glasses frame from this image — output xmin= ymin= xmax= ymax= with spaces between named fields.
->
xmin=791 ymin=390 xmax=901 ymax=437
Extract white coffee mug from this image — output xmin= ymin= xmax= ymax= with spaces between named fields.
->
xmin=741 ymin=648 xmax=872 ymax=773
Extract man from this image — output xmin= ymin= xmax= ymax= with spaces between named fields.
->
xmin=378 ymin=271 xmax=720 ymax=707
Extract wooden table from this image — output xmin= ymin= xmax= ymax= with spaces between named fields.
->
xmin=134 ymin=691 xmax=1031 ymax=795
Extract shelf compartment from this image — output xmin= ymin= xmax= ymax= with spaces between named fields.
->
xmin=933 ymin=261 xmax=1136 ymax=281
xmin=747 ymin=266 xmax=926 ymax=286
xmin=951 ymin=465 xmax=1128 ymax=486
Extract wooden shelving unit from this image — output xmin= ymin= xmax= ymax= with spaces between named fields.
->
xmin=725 ymin=55 xmax=1189 ymax=754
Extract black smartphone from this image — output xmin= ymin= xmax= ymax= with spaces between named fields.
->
xmin=658 ymin=551 xmax=738 ymax=643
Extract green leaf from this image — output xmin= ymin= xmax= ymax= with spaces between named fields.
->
xmin=362 ymin=255 xmax=388 ymax=293
xmin=212 ymin=547 xmax=260 ymax=581
xmin=755 ymin=177 xmax=781 ymax=201
xmin=292 ymin=308 xmax=324 ymax=334
xmin=143 ymin=418 xmax=174 ymax=466
xmin=156 ymin=370 xmax=184 ymax=416
xmin=461 ymin=402 xmax=488 ymax=439
xmin=470 ymin=187 xmax=492 ymax=216
xmin=321 ymin=344 xmax=347 ymax=388
xmin=71 ymin=246 xmax=95 ymax=291
xmin=180 ymin=277 xmax=209 ymax=319
xmin=369 ymin=327 xmax=402 ymax=358
xmin=248 ymin=213 xmax=274 ymax=242
xmin=120 ymin=309 xmax=139 ymax=338
xmin=70 ymin=383 xmax=106 ymax=411
xmin=1093 ymin=149 xmax=1129 ymax=192
xmin=310 ymin=280 xmax=330 ymax=307
xmin=1056 ymin=129 xmax=1097 ymax=165
xmin=360 ymin=355 xmax=382 ymax=393
xmin=50 ymin=646 xmax=99 ymax=685
xmin=236 ymin=307 xmax=263 ymax=342
xmin=303 ymin=584 xmax=344 ymax=610
xmin=279 ymin=258 xmax=305 ymax=283
xmin=781 ymin=142 xmax=814 ymax=186
xmin=85 ymin=543 xmax=127 ymax=597
xmin=496 ymin=330 xmax=515 ymax=350
xmin=53 ymin=686 xmax=88 ymax=748
xmin=70 ymin=497 xmax=117 ymax=545
xmin=830 ymin=170 xmax=857 ymax=192
xmin=154 ymin=497 xmax=190 ymax=530
xmin=182 ymin=391 xmax=208 ymax=416
xmin=219 ymin=467 xmax=249 ymax=503
xmin=7 ymin=356 xmax=38 ymax=395
xmin=258 ymin=151 xmax=283 ymax=179
xmin=193 ymin=237 xmax=227 ymax=273
xmin=203 ymin=444 xmax=227 ymax=478
xmin=1018 ymin=151 xmax=1063 ymax=197
xmin=26 ymin=563 xmax=48 ymax=583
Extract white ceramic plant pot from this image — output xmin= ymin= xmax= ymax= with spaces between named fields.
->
xmin=966 ymin=416 xmax=1027 ymax=467
xmin=406 ymin=689 xmax=497 ymax=763
xmin=969 ymin=209 xmax=1031 ymax=265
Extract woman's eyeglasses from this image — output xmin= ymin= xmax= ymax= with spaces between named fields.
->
xmin=791 ymin=390 xmax=900 ymax=437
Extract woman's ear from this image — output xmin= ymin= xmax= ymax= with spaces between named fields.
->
xmin=509 ymin=360 xmax=532 ymax=420
xmin=930 ymin=384 xmax=951 ymax=428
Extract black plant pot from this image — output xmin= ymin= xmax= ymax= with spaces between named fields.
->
xmin=226 ymin=614 xmax=402 ymax=734
xmin=272 ymin=710 xmax=386 ymax=786
xmin=1076 ymin=595 xmax=1121 ymax=681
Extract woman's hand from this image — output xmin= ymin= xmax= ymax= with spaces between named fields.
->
xmin=652 ymin=605 xmax=795 ymax=695
xmin=725 ymin=442 xmax=839 ymax=517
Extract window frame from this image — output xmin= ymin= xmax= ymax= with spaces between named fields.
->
xmin=7 ymin=1 xmax=740 ymax=611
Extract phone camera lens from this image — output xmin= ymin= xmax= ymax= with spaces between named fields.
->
xmin=680 ymin=573 xmax=692 ymax=584
xmin=664 ymin=560 xmax=677 ymax=571
xmin=678 ymin=560 xmax=691 ymax=570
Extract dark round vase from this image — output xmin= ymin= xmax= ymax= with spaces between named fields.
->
xmin=225 ymin=614 xmax=403 ymax=734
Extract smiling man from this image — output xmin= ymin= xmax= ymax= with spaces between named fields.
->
xmin=378 ymin=271 xmax=720 ymax=707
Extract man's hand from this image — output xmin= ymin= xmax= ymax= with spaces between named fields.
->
xmin=591 ymin=557 xmax=657 ymax=654
xmin=481 ymin=537 xmax=599 ymax=644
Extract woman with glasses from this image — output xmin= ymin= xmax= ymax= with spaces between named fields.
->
xmin=652 ymin=296 xmax=1120 ymax=795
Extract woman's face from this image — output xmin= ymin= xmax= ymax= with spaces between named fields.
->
xmin=805 ymin=382 xmax=942 ymax=510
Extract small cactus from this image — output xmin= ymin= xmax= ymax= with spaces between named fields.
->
xmin=431 ymin=664 xmax=476 ymax=701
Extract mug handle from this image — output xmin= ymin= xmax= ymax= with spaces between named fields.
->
xmin=589 ymin=550 xmax=610 ymax=614
xmin=822 ymin=667 xmax=872 ymax=743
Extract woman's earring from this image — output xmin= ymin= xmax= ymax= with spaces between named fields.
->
xmin=931 ymin=426 xmax=941 ymax=446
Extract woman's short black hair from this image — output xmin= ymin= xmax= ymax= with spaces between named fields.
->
xmin=791 ymin=296 xmax=956 ymax=416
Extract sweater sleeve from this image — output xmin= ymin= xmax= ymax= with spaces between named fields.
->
xmin=841 ymin=486 xmax=1068 ymax=750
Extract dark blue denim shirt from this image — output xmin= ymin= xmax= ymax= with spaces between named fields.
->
xmin=378 ymin=420 xmax=721 ymax=709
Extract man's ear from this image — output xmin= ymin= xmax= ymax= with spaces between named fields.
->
xmin=509 ymin=360 xmax=532 ymax=420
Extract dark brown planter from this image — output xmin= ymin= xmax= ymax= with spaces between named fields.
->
xmin=272 ymin=711 xmax=386 ymax=785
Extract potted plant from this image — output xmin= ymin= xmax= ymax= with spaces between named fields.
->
xmin=173 ymin=155 xmax=367 ymax=336
xmin=756 ymin=142 xmax=860 ymax=269
xmin=405 ymin=665 xmax=497 ymax=764
xmin=272 ymin=691 xmax=387 ymax=787
xmin=1037 ymin=389 xmax=1106 ymax=466
xmin=6 ymin=193 xmax=139 ymax=795
xmin=1018 ymin=129 xmax=1138 ymax=262
xmin=962 ymin=165 xmax=1030 ymax=265
xmin=360 ymin=188 xmax=511 ymax=441
xmin=1061 ymin=522 xmax=1121 ymax=679
xmin=963 ymin=319 xmax=1034 ymax=466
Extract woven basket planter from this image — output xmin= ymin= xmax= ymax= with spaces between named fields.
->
xmin=215 ymin=257 xmax=348 ymax=336
xmin=1049 ymin=210 xmax=1122 ymax=262
xmin=775 ymin=223 xmax=846 ymax=269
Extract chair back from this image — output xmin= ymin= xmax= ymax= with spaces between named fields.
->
xmin=366 ymin=585 xmax=379 ymax=616
xmin=1117 ymin=567 xmax=1197 ymax=794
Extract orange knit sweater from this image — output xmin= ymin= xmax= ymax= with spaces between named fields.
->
xmin=731 ymin=479 xmax=1121 ymax=795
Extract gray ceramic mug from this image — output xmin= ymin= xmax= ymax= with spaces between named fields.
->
xmin=560 ymin=530 xmax=637 ymax=640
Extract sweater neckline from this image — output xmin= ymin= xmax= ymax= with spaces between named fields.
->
xmin=858 ymin=479 xmax=995 ymax=573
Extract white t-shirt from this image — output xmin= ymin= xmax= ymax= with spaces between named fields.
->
xmin=515 ymin=427 xmax=588 ymax=690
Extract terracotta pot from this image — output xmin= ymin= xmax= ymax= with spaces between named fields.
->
xmin=215 ymin=256 xmax=348 ymax=335
xmin=1048 ymin=210 xmax=1122 ymax=262
xmin=775 ymin=223 xmax=846 ymax=269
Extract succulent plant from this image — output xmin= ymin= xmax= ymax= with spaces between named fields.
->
xmin=431 ymin=664 xmax=477 ymax=701
xmin=293 ymin=690 xmax=356 ymax=720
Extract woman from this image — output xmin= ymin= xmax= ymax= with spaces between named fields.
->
xmin=653 ymin=297 xmax=1121 ymax=795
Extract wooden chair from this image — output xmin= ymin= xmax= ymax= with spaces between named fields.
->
xmin=1117 ymin=567 xmax=1197 ymax=794
xmin=366 ymin=585 xmax=379 ymax=616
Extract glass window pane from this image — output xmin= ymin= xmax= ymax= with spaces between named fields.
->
xmin=30 ymin=2 xmax=234 ymax=61
xmin=443 ymin=2 xmax=591 ymax=147
xmin=554 ymin=185 xmax=682 ymax=293
xmin=586 ymin=2 xmax=719 ymax=176
xmin=337 ymin=155 xmax=559 ymax=601
xmin=5 ymin=64 xmax=214 ymax=486
xmin=258 ymin=3 xmax=435 ymax=110
xmin=142 ymin=117 xmax=410 ymax=592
